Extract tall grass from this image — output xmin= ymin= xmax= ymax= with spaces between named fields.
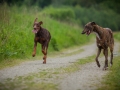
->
xmin=0 ymin=4 xmax=91 ymax=61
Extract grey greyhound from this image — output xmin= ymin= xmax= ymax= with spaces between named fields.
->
xmin=82 ymin=22 xmax=114 ymax=70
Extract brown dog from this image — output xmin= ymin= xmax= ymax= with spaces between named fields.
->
xmin=82 ymin=22 xmax=114 ymax=70
xmin=32 ymin=18 xmax=51 ymax=64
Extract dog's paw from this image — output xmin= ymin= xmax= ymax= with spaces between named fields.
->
xmin=32 ymin=54 xmax=35 ymax=57
xmin=103 ymin=67 xmax=108 ymax=70
xmin=43 ymin=61 xmax=46 ymax=64
xmin=97 ymin=63 xmax=100 ymax=68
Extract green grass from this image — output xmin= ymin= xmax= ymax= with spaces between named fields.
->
xmin=98 ymin=55 xmax=120 ymax=90
xmin=0 ymin=59 xmax=23 ymax=70
xmin=0 ymin=4 xmax=93 ymax=70
xmin=114 ymin=32 xmax=120 ymax=41
xmin=54 ymin=55 xmax=95 ymax=74
xmin=0 ymin=81 xmax=58 ymax=90
xmin=0 ymin=4 xmax=92 ymax=61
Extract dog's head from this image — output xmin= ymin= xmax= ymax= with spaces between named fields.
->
xmin=32 ymin=18 xmax=43 ymax=34
xmin=81 ymin=22 xmax=96 ymax=35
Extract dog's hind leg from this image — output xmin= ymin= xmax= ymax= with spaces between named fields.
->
xmin=109 ymin=45 xmax=114 ymax=66
xmin=42 ymin=44 xmax=48 ymax=64
xmin=103 ymin=48 xmax=108 ymax=70
xmin=95 ymin=48 xmax=101 ymax=67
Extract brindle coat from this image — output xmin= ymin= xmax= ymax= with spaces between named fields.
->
xmin=32 ymin=18 xmax=51 ymax=64
xmin=82 ymin=22 xmax=114 ymax=70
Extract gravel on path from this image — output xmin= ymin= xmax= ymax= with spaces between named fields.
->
xmin=59 ymin=42 xmax=120 ymax=90
xmin=0 ymin=41 xmax=119 ymax=90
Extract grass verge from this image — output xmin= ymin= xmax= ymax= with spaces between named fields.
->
xmin=98 ymin=55 xmax=120 ymax=90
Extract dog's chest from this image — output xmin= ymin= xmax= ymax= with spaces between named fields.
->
xmin=97 ymin=39 xmax=109 ymax=49
xmin=36 ymin=37 xmax=46 ymax=42
xmin=35 ymin=31 xmax=46 ymax=40
xmin=97 ymin=40 xmax=102 ymax=47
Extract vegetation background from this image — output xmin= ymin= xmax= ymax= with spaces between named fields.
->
xmin=0 ymin=0 xmax=120 ymax=61
xmin=0 ymin=0 xmax=120 ymax=89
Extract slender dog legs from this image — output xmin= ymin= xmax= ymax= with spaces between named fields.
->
xmin=110 ymin=46 xmax=114 ymax=66
xmin=95 ymin=48 xmax=101 ymax=67
xmin=42 ymin=44 xmax=48 ymax=64
xmin=32 ymin=42 xmax=37 ymax=57
xmin=103 ymin=49 xmax=108 ymax=70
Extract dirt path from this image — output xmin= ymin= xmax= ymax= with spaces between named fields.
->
xmin=59 ymin=57 xmax=108 ymax=90
xmin=59 ymin=41 xmax=120 ymax=90
xmin=0 ymin=41 xmax=119 ymax=90
xmin=0 ymin=43 xmax=96 ymax=82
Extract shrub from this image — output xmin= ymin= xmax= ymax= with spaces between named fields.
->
xmin=42 ymin=6 xmax=75 ymax=21
xmin=74 ymin=5 xmax=120 ymax=31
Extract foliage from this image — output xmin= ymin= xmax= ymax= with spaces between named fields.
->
xmin=42 ymin=5 xmax=120 ymax=30
xmin=1 ymin=0 xmax=120 ymax=14
xmin=0 ymin=2 xmax=120 ymax=61
xmin=1 ymin=0 xmax=120 ymax=30
xmin=42 ymin=6 xmax=75 ymax=22
xmin=0 ymin=4 xmax=89 ymax=61
xmin=73 ymin=5 xmax=120 ymax=30
xmin=0 ymin=0 xmax=52 ymax=8
xmin=114 ymin=32 xmax=120 ymax=41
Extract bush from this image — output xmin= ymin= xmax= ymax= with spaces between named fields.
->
xmin=0 ymin=4 xmax=90 ymax=61
xmin=42 ymin=6 xmax=75 ymax=21
xmin=50 ymin=38 xmax=59 ymax=51
xmin=74 ymin=5 xmax=120 ymax=31
xmin=42 ymin=5 xmax=120 ymax=31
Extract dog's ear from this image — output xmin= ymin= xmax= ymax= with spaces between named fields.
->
xmin=39 ymin=21 xmax=43 ymax=25
xmin=34 ymin=18 xmax=38 ymax=23
xmin=91 ymin=22 xmax=96 ymax=25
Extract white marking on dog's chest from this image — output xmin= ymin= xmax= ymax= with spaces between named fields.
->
xmin=98 ymin=43 xmax=101 ymax=46
xmin=94 ymin=32 xmax=100 ymax=40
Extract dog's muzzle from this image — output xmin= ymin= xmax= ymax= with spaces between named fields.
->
xmin=32 ymin=29 xmax=38 ymax=33
xmin=81 ymin=31 xmax=85 ymax=34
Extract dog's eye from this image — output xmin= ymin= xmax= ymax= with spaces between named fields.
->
xmin=85 ymin=26 xmax=88 ymax=28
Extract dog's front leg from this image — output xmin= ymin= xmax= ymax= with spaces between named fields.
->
xmin=32 ymin=42 xmax=37 ymax=57
xmin=109 ymin=44 xmax=114 ymax=66
xmin=103 ymin=48 xmax=108 ymax=70
xmin=42 ymin=44 xmax=48 ymax=64
xmin=95 ymin=48 xmax=101 ymax=67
